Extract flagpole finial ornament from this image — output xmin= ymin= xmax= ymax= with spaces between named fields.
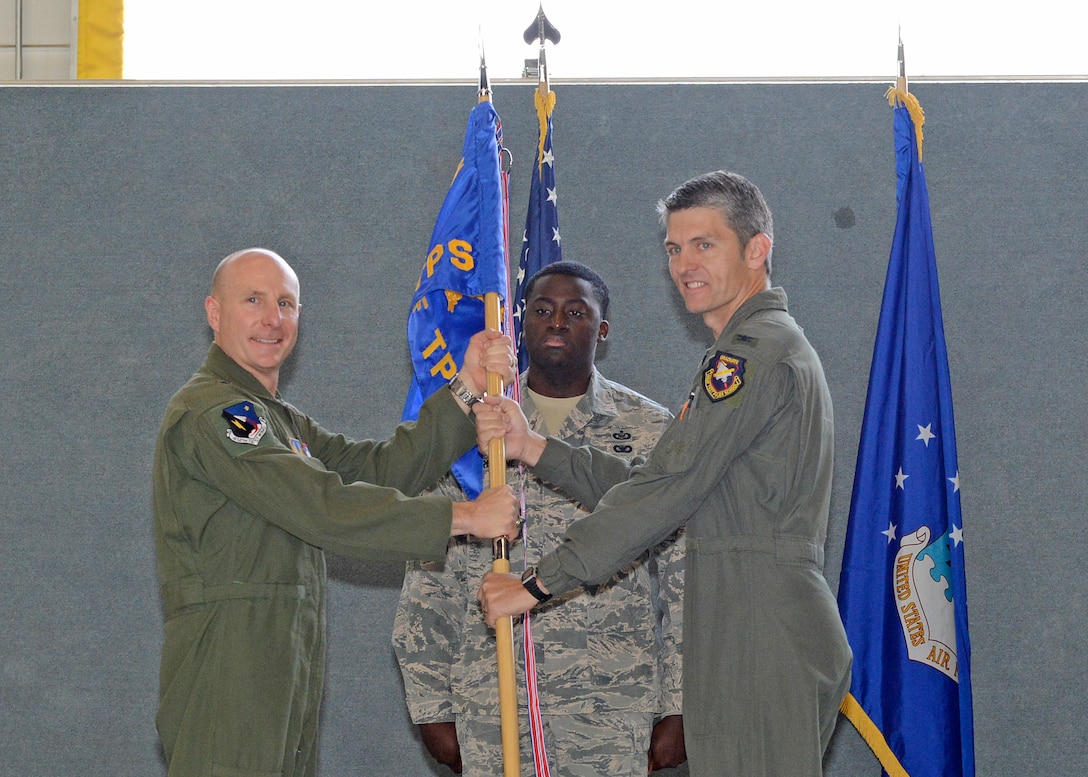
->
xmin=478 ymin=44 xmax=492 ymax=102
xmin=523 ymin=4 xmax=561 ymax=47
xmin=523 ymin=5 xmax=560 ymax=93
xmin=886 ymin=34 xmax=924 ymax=160
xmin=897 ymin=32 xmax=907 ymax=93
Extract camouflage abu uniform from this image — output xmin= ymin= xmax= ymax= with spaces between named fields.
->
xmin=394 ymin=368 xmax=683 ymax=777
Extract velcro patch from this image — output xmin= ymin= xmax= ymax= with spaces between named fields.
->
xmin=703 ymin=351 xmax=746 ymax=402
xmin=222 ymin=401 xmax=267 ymax=445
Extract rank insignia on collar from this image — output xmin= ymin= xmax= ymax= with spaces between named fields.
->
xmin=223 ymin=401 xmax=267 ymax=445
xmin=703 ymin=351 xmax=746 ymax=402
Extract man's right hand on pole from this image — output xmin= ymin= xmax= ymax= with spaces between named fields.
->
xmin=473 ymin=395 xmax=547 ymax=466
xmin=449 ymin=484 xmax=517 ymax=539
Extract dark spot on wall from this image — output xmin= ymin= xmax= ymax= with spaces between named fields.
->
xmin=834 ymin=207 xmax=856 ymax=229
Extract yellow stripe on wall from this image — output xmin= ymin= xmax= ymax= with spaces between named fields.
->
xmin=77 ymin=0 xmax=124 ymax=79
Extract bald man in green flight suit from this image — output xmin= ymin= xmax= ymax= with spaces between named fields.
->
xmin=153 ymin=247 xmax=518 ymax=776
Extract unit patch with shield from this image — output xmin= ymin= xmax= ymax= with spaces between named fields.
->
xmin=703 ymin=351 xmax=746 ymax=402
xmin=222 ymin=401 xmax=267 ymax=445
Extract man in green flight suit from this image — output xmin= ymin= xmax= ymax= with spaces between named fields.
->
xmin=477 ymin=172 xmax=853 ymax=777
xmin=152 ymin=247 xmax=518 ymax=776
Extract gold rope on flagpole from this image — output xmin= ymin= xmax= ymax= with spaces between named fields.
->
xmin=534 ymin=89 xmax=557 ymax=173
xmin=885 ymin=86 xmax=926 ymax=162
xmin=528 ymin=3 xmax=558 ymax=173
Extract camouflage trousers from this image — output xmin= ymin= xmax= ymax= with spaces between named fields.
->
xmin=457 ymin=710 xmax=653 ymax=777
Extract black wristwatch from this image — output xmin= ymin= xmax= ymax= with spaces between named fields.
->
xmin=521 ymin=566 xmax=553 ymax=603
xmin=447 ymin=372 xmax=483 ymax=407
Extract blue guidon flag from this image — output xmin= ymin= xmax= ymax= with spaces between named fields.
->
xmin=400 ymin=99 xmax=509 ymax=500
xmin=836 ymin=87 xmax=975 ymax=777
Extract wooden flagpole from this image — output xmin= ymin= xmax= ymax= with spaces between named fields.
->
xmin=486 ymin=291 xmax=519 ymax=777
xmin=478 ymin=52 xmax=520 ymax=777
xmin=481 ymin=12 xmax=564 ymax=776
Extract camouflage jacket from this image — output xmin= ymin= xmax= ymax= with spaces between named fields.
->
xmin=394 ymin=368 xmax=683 ymax=720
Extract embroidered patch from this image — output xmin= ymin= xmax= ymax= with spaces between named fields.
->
xmin=222 ymin=401 xmax=267 ymax=445
xmin=703 ymin=351 xmax=746 ymax=402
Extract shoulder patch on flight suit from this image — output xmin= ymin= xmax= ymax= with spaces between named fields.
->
xmin=703 ymin=351 xmax=746 ymax=402
xmin=221 ymin=400 xmax=267 ymax=446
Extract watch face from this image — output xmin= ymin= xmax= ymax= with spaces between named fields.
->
xmin=520 ymin=567 xmax=550 ymax=603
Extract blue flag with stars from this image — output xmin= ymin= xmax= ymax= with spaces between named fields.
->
xmin=836 ymin=89 xmax=975 ymax=777
xmin=401 ymin=99 xmax=508 ymax=499
xmin=512 ymin=89 xmax=562 ymax=373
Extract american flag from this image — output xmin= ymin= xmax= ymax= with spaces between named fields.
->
xmin=512 ymin=88 xmax=562 ymax=373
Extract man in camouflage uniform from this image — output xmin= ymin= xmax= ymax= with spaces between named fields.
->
xmin=394 ymin=262 xmax=686 ymax=776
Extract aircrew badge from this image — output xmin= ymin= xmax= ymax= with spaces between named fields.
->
xmin=703 ymin=351 xmax=746 ymax=402
xmin=222 ymin=401 xmax=267 ymax=445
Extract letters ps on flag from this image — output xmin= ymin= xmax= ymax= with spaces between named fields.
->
xmin=401 ymin=100 xmax=508 ymax=499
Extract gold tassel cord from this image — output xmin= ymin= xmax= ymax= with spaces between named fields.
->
xmin=840 ymin=693 xmax=911 ymax=777
xmin=534 ymin=90 xmax=557 ymax=174
xmin=885 ymin=86 xmax=925 ymax=162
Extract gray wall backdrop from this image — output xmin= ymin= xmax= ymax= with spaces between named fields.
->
xmin=1 ymin=80 xmax=1084 ymax=775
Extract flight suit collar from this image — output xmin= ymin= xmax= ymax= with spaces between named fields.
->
xmin=710 ymin=287 xmax=789 ymax=351
xmin=204 ymin=343 xmax=278 ymax=401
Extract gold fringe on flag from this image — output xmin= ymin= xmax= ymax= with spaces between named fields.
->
xmin=77 ymin=0 xmax=124 ymax=79
xmin=534 ymin=89 xmax=557 ymax=173
xmin=840 ymin=693 xmax=911 ymax=777
xmin=885 ymin=86 xmax=925 ymax=161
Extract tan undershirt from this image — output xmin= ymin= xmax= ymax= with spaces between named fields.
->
xmin=525 ymin=387 xmax=584 ymax=436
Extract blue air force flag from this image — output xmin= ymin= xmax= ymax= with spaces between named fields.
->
xmin=836 ymin=89 xmax=976 ymax=777
xmin=512 ymin=89 xmax=563 ymax=372
xmin=401 ymin=100 xmax=508 ymax=499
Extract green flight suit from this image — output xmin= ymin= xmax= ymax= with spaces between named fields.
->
xmin=153 ymin=344 xmax=474 ymax=776
xmin=532 ymin=289 xmax=853 ymax=777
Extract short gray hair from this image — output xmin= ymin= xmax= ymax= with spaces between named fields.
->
xmin=657 ymin=170 xmax=774 ymax=274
